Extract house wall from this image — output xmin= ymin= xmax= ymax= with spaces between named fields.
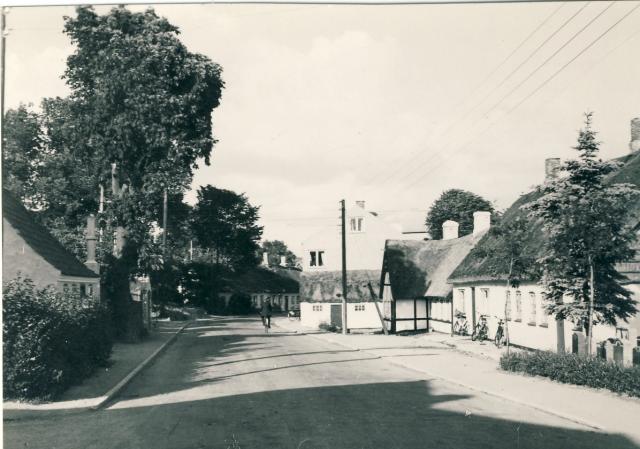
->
xmin=3 ymin=218 xmax=63 ymax=289
xmin=394 ymin=299 xmax=428 ymax=331
xmin=300 ymin=203 xmax=404 ymax=272
xmin=428 ymin=298 xmax=452 ymax=333
xmin=452 ymin=282 xmax=638 ymax=353
xmin=300 ymin=301 xmax=383 ymax=329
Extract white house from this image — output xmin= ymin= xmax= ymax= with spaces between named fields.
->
xmin=380 ymin=212 xmax=490 ymax=333
xmin=300 ymin=200 xmax=406 ymax=272
xmin=448 ymin=139 xmax=640 ymax=363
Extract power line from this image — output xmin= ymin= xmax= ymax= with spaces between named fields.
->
xmin=362 ymin=2 xmax=586 ymax=197
xmin=378 ymin=2 xmax=623 ymax=198
xmin=392 ymin=2 xmax=640 ymax=197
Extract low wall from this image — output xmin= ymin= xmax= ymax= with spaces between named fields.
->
xmin=300 ymin=302 xmax=383 ymax=329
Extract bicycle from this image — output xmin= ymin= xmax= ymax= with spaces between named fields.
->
xmin=453 ymin=312 xmax=469 ymax=336
xmin=261 ymin=314 xmax=271 ymax=333
xmin=471 ymin=315 xmax=489 ymax=342
xmin=494 ymin=318 xmax=508 ymax=348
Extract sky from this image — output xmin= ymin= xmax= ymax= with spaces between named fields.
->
xmin=4 ymin=1 xmax=640 ymax=256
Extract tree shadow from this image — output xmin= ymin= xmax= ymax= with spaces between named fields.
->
xmin=5 ymin=380 xmax=637 ymax=449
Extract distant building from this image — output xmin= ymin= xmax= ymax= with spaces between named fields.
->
xmin=2 ymin=189 xmax=100 ymax=298
xmin=217 ymin=266 xmax=300 ymax=312
xmin=300 ymin=200 xmax=405 ymax=272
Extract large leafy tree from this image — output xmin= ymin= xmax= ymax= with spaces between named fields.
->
xmin=526 ymin=113 xmax=639 ymax=355
xmin=260 ymin=240 xmax=299 ymax=268
xmin=426 ymin=189 xmax=494 ymax=239
xmin=2 ymin=105 xmax=45 ymax=205
xmin=191 ymin=185 xmax=263 ymax=269
xmin=3 ymin=6 xmax=224 ymax=340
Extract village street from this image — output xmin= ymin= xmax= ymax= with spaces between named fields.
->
xmin=5 ymin=316 xmax=639 ymax=449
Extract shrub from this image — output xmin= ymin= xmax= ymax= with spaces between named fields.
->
xmin=500 ymin=350 xmax=640 ymax=398
xmin=319 ymin=322 xmax=339 ymax=333
xmin=3 ymin=277 xmax=113 ymax=401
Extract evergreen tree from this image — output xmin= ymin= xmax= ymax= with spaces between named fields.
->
xmin=526 ymin=113 xmax=639 ymax=354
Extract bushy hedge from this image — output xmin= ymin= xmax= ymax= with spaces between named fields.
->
xmin=3 ymin=278 xmax=113 ymax=401
xmin=227 ymin=293 xmax=253 ymax=315
xmin=500 ymin=350 xmax=640 ymax=398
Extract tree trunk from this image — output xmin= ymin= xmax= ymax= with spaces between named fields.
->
xmin=587 ymin=258 xmax=595 ymax=356
xmin=505 ymin=259 xmax=513 ymax=355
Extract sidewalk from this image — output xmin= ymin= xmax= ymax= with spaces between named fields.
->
xmin=274 ymin=317 xmax=640 ymax=444
xmin=4 ymin=320 xmax=188 ymax=420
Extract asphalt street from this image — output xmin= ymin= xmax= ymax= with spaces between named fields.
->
xmin=4 ymin=317 xmax=637 ymax=449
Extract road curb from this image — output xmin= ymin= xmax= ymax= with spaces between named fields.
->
xmin=91 ymin=322 xmax=190 ymax=410
xmin=280 ymin=323 xmax=605 ymax=433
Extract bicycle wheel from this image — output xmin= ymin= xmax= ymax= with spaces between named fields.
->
xmin=471 ymin=330 xmax=477 ymax=341
xmin=453 ymin=322 xmax=461 ymax=335
xmin=495 ymin=332 xmax=503 ymax=348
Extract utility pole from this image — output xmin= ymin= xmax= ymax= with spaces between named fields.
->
xmin=1 ymin=8 xmax=8 ymax=121
xmin=340 ymin=199 xmax=348 ymax=335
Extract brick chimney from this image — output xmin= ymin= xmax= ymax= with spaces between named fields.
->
xmin=280 ymin=255 xmax=287 ymax=266
xmin=473 ymin=211 xmax=491 ymax=236
xmin=442 ymin=220 xmax=459 ymax=240
xmin=85 ymin=214 xmax=99 ymax=274
xmin=630 ymin=118 xmax=640 ymax=153
xmin=355 ymin=200 xmax=365 ymax=209
xmin=545 ymin=158 xmax=561 ymax=183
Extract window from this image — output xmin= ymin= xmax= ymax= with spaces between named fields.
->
xmin=80 ymin=284 xmax=87 ymax=298
xmin=528 ymin=292 xmax=536 ymax=325
xmin=309 ymin=250 xmax=324 ymax=267
xmin=480 ymin=288 xmax=490 ymax=315
xmin=505 ymin=291 xmax=511 ymax=321
xmin=539 ymin=293 xmax=549 ymax=326
xmin=349 ymin=217 xmax=364 ymax=232
xmin=312 ymin=305 xmax=323 ymax=312
xmin=616 ymin=328 xmax=630 ymax=341
xmin=458 ymin=289 xmax=466 ymax=314
xmin=515 ymin=291 xmax=522 ymax=321
xmin=354 ymin=304 xmax=365 ymax=311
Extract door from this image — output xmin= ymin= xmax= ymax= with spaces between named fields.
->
xmin=330 ymin=304 xmax=343 ymax=328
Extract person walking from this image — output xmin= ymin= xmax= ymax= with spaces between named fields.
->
xmin=261 ymin=298 xmax=273 ymax=331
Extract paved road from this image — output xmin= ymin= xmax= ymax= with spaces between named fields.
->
xmin=5 ymin=317 xmax=637 ymax=449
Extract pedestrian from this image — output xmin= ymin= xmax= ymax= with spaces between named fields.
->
xmin=261 ymin=298 xmax=273 ymax=329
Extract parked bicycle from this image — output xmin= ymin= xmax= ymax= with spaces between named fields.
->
xmin=471 ymin=314 xmax=489 ymax=342
xmin=453 ymin=311 xmax=469 ymax=336
xmin=494 ymin=318 xmax=508 ymax=348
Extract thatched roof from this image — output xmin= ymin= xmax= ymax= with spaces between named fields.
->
xmin=449 ymin=152 xmax=640 ymax=283
xmin=300 ymin=270 xmax=380 ymax=303
xmin=383 ymin=233 xmax=480 ymax=299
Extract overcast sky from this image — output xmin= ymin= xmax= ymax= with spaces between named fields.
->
xmin=5 ymin=2 xmax=640 ymax=255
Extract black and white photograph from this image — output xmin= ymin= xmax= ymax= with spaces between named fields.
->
xmin=2 ymin=0 xmax=640 ymax=447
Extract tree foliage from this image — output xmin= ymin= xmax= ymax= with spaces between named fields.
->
xmin=2 ymin=105 xmax=45 ymax=205
xmin=260 ymin=240 xmax=299 ymax=268
xmin=426 ymin=189 xmax=494 ymax=239
xmin=191 ymin=185 xmax=263 ymax=269
xmin=525 ymin=113 xmax=639 ymax=328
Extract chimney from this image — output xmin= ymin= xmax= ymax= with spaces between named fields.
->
xmin=85 ymin=214 xmax=99 ymax=274
xmin=280 ymin=255 xmax=287 ymax=266
xmin=262 ymin=252 xmax=269 ymax=266
xmin=355 ymin=200 xmax=365 ymax=209
xmin=630 ymin=118 xmax=640 ymax=153
xmin=473 ymin=211 xmax=491 ymax=236
xmin=545 ymin=158 xmax=561 ymax=183
xmin=442 ymin=220 xmax=459 ymax=240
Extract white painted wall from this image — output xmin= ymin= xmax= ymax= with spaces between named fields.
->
xmin=394 ymin=299 xmax=428 ymax=331
xmin=300 ymin=202 xmax=404 ymax=272
xmin=452 ymin=282 xmax=638 ymax=353
xmin=300 ymin=301 xmax=383 ymax=329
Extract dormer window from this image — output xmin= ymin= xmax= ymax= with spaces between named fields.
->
xmin=349 ymin=217 xmax=364 ymax=232
xmin=309 ymin=250 xmax=324 ymax=267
